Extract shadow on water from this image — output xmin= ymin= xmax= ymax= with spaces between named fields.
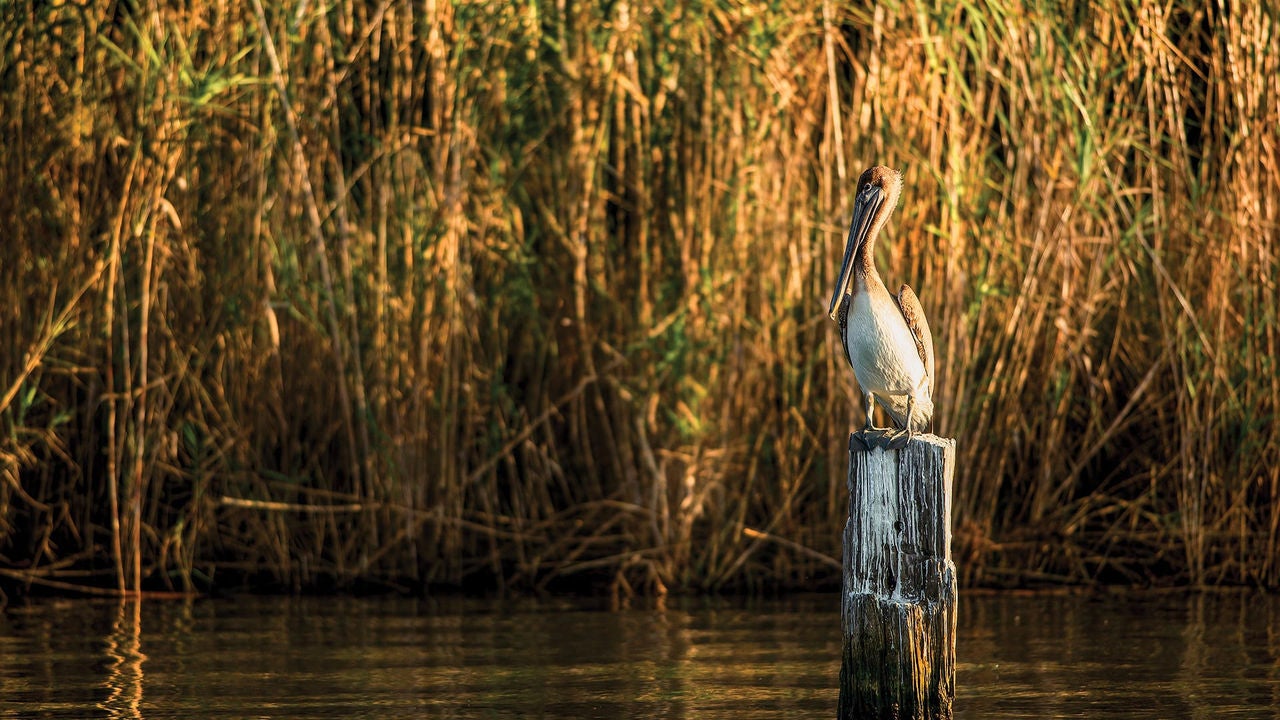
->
xmin=0 ymin=592 xmax=1277 ymax=719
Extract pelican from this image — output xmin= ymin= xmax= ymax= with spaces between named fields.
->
xmin=828 ymin=166 xmax=934 ymax=448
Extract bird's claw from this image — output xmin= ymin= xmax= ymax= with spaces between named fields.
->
xmin=887 ymin=428 xmax=912 ymax=450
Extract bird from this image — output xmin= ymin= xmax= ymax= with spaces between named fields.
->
xmin=828 ymin=166 xmax=935 ymax=448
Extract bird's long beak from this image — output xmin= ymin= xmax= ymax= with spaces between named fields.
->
xmin=828 ymin=185 xmax=884 ymax=320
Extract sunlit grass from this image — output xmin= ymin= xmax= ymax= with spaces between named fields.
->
xmin=0 ymin=0 xmax=1277 ymax=595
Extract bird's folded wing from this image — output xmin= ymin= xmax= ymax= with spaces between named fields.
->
xmin=896 ymin=284 xmax=935 ymax=390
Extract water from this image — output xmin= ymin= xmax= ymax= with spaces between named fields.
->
xmin=1 ymin=591 xmax=1278 ymax=719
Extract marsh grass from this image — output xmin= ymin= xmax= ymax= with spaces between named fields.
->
xmin=0 ymin=0 xmax=1277 ymax=596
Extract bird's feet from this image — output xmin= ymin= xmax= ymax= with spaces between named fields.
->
xmin=849 ymin=425 xmax=901 ymax=448
xmin=851 ymin=427 xmax=915 ymax=451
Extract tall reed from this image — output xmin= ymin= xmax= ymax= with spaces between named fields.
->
xmin=1 ymin=0 xmax=1276 ymax=595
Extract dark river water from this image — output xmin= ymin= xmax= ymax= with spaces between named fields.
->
xmin=1 ymin=591 xmax=1277 ymax=719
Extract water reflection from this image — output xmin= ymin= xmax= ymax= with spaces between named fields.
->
xmin=100 ymin=601 xmax=146 ymax=719
xmin=0 ymin=591 xmax=1277 ymax=719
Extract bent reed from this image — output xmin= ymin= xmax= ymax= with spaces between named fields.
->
xmin=1 ymin=0 xmax=1277 ymax=596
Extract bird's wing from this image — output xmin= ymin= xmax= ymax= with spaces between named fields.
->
xmin=896 ymin=284 xmax=935 ymax=393
xmin=837 ymin=293 xmax=854 ymax=370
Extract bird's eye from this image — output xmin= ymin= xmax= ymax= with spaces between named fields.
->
xmin=863 ymin=182 xmax=872 ymax=193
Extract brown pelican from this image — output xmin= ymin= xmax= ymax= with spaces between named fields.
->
xmin=828 ymin=166 xmax=934 ymax=448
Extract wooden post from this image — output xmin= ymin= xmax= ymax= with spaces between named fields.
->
xmin=838 ymin=432 xmax=956 ymax=720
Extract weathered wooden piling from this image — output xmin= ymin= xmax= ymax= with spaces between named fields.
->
xmin=838 ymin=432 xmax=956 ymax=720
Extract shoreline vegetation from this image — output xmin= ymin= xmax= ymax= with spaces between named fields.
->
xmin=2 ymin=1 xmax=1277 ymax=598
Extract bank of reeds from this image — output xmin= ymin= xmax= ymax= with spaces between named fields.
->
xmin=1 ymin=0 xmax=1277 ymax=596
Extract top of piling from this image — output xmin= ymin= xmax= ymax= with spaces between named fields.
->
xmin=849 ymin=431 xmax=955 ymax=454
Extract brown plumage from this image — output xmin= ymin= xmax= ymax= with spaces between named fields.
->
xmin=828 ymin=166 xmax=934 ymax=444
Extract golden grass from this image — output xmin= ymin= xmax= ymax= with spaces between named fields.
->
xmin=0 ymin=0 xmax=1277 ymax=596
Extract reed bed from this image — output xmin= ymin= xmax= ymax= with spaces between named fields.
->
xmin=1 ymin=0 xmax=1277 ymax=596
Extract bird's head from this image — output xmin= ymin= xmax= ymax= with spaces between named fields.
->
xmin=828 ymin=166 xmax=903 ymax=320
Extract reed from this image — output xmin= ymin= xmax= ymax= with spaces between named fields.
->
xmin=1 ymin=0 xmax=1277 ymax=596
